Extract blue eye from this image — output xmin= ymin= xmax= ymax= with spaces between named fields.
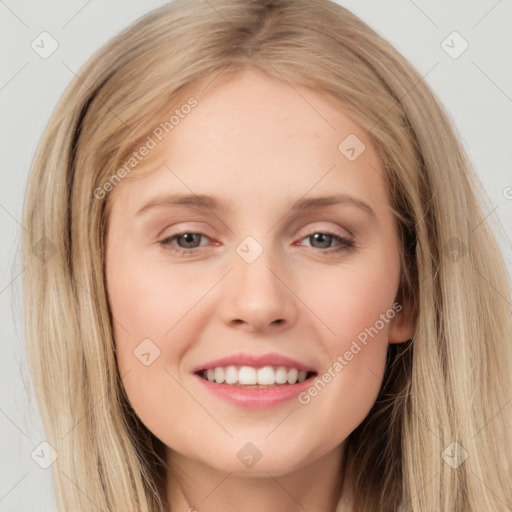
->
xmin=300 ymin=232 xmax=354 ymax=253
xmin=160 ymin=232 xmax=210 ymax=254
xmin=158 ymin=231 xmax=354 ymax=256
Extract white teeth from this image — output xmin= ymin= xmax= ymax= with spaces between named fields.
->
xmin=225 ymin=365 xmax=238 ymax=385
xmin=238 ymin=366 xmax=257 ymax=385
xmin=257 ymin=366 xmax=275 ymax=385
xmin=287 ymin=368 xmax=299 ymax=384
xmin=214 ymin=367 xmax=225 ymax=384
xmin=275 ymin=366 xmax=289 ymax=384
xmin=201 ymin=365 xmax=313 ymax=386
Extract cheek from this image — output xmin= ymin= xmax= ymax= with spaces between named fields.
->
xmin=107 ymin=257 xmax=207 ymax=353
xmin=106 ymin=258 xmax=201 ymax=435
xmin=306 ymin=250 xmax=400 ymax=351
xmin=295 ymin=252 xmax=400 ymax=434
xmin=301 ymin=341 xmax=388 ymax=447
xmin=105 ymin=254 xmax=204 ymax=416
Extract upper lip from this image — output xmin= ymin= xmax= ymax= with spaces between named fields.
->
xmin=192 ymin=352 xmax=317 ymax=373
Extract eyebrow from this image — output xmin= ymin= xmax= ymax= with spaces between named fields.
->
xmin=136 ymin=193 xmax=375 ymax=218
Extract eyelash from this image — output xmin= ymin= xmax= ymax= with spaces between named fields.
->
xmin=158 ymin=230 xmax=355 ymax=257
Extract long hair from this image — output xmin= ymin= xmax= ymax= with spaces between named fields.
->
xmin=22 ymin=0 xmax=512 ymax=510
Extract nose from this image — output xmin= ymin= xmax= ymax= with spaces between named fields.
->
xmin=219 ymin=248 xmax=298 ymax=333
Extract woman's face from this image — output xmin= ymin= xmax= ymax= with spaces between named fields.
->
xmin=105 ymin=68 xmax=413 ymax=477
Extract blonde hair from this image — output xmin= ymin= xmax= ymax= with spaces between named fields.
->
xmin=22 ymin=0 xmax=512 ymax=510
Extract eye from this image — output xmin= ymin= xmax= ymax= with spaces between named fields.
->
xmin=299 ymin=231 xmax=354 ymax=253
xmin=159 ymin=232 xmax=211 ymax=254
xmin=158 ymin=230 xmax=354 ymax=257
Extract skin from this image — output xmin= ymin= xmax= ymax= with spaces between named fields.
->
xmin=105 ymin=67 xmax=414 ymax=512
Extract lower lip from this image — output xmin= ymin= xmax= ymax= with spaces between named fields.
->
xmin=194 ymin=374 xmax=314 ymax=409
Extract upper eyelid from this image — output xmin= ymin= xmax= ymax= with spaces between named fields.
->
xmin=158 ymin=219 xmax=354 ymax=239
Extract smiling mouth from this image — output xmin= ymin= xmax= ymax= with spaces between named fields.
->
xmin=196 ymin=365 xmax=318 ymax=388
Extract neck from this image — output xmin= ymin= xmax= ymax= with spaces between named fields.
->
xmin=165 ymin=443 xmax=354 ymax=512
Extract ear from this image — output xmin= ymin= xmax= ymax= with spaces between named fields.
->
xmin=388 ymin=304 xmax=415 ymax=344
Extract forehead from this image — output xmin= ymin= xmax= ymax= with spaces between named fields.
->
xmin=107 ymin=67 xmax=387 ymax=215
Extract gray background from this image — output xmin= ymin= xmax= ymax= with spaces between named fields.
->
xmin=1 ymin=1 xmax=511 ymax=510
